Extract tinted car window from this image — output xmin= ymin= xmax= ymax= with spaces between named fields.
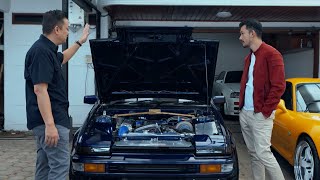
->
xmin=296 ymin=83 xmax=320 ymax=113
xmin=224 ymin=71 xmax=243 ymax=83
xmin=281 ymin=82 xmax=293 ymax=110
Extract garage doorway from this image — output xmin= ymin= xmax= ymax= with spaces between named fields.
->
xmin=0 ymin=11 xmax=4 ymax=130
xmin=192 ymin=28 xmax=319 ymax=79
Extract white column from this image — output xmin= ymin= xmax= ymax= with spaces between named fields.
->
xmin=100 ymin=13 xmax=109 ymax=38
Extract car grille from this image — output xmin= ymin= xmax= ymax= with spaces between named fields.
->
xmin=108 ymin=164 xmax=198 ymax=173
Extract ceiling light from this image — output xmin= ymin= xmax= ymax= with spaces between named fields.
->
xmin=216 ymin=11 xmax=232 ymax=18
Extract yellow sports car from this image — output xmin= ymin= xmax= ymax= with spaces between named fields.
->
xmin=271 ymin=78 xmax=320 ymax=180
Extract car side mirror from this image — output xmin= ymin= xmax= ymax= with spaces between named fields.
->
xmin=215 ymin=80 xmax=223 ymax=83
xmin=277 ymin=99 xmax=288 ymax=113
xmin=84 ymin=95 xmax=98 ymax=104
xmin=212 ymin=96 xmax=225 ymax=104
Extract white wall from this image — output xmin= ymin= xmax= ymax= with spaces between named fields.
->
xmin=3 ymin=0 xmax=108 ymax=130
xmin=283 ymin=49 xmax=314 ymax=78
xmin=67 ymin=32 xmax=96 ymax=127
xmin=192 ymin=33 xmax=248 ymax=75
xmin=0 ymin=0 xmax=10 ymax=12
xmin=67 ymin=27 xmax=96 ymax=127
xmin=4 ymin=0 xmax=62 ymax=130
xmin=67 ymin=1 xmax=103 ymax=127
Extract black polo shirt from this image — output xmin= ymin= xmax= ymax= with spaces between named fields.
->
xmin=24 ymin=35 xmax=70 ymax=130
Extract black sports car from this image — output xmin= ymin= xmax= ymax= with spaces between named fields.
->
xmin=70 ymin=28 xmax=239 ymax=180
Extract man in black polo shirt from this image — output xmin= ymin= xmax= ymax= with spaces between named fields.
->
xmin=24 ymin=10 xmax=89 ymax=180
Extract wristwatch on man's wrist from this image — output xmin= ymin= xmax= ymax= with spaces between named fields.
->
xmin=75 ymin=40 xmax=82 ymax=47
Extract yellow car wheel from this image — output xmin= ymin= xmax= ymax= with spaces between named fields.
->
xmin=294 ymin=137 xmax=320 ymax=180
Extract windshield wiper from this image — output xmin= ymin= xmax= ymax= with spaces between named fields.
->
xmin=112 ymin=90 xmax=177 ymax=94
xmin=134 ymin=90 xmax=199 ymax=94
xmin=304 ymin=100 xmax=320 ymax=112
xmin=112 ymin=99 xmax=199 ymax=106
xmin=112 ymin=90 xmax=199 ymax=95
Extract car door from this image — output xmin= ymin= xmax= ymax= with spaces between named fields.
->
xmin=272 ymin=81 xmax=296 ymax=161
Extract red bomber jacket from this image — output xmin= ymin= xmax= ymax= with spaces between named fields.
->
xmin=239 ymin=42 xmax=286 ymax=118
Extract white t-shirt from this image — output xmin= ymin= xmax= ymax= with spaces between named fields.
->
xmin=243 ymin=53 xmax=255 ymax=111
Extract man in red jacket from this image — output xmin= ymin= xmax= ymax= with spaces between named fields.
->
xmin=238 ymin=19 xmax=285 ymax=180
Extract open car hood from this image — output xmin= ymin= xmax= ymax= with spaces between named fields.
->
xmin=90 ymin=37 xmax=219 ymax=103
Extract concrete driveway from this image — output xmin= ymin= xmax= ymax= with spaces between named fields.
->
xmin=0 ymin=119 xmax=295 ymax=180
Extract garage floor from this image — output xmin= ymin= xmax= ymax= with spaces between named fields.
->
xmin=0 ymin=118 xmax=295 ymax=180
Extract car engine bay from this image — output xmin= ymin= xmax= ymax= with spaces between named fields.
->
xmin=83 ymin=107 xmax=221 ymax=152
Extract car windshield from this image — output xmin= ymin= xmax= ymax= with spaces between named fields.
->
xmin=225 ymin=71 xmax=243 ymax=83
xmin=296 ymin=83 xmax=320 ymax=113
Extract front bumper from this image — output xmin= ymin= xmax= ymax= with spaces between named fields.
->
xmin=71 ymin=154 xmax=238 ymax=179
xmin=224 ymin=98 xmax=239 ymax=116
xmin=72 ymin=173 xmax=236 ymax=180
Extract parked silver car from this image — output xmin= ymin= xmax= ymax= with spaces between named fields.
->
xmin=213 ymin=71 xmax=243 ymax=116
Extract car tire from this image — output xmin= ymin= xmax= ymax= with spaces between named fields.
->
xmin=219 ymin=98 xmax=226 ymax=117
xmin=221 ymin=104 xmax=226 ymax=116
xmin=0 ymin=112 xmax=4 ymax=130
xmin=294 ymin=136 xmax=320 ymax=180
xmin=228 ymin=149 xmax=239 ymax=180
xmin=69 ymin=162 xmax=75 ymax=180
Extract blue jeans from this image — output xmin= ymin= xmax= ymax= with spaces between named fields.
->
xmin=32 ymin=124 xmax=70 ymax=180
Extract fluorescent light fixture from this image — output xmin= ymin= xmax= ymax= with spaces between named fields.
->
xmin=216 ymin=11 xmax=232 ymax=18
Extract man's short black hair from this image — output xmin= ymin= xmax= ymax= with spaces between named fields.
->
xmin=42 ymin=10 xmax=67 ymax=34
xmin=239 ymin=19 xmax=263 ymax=38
